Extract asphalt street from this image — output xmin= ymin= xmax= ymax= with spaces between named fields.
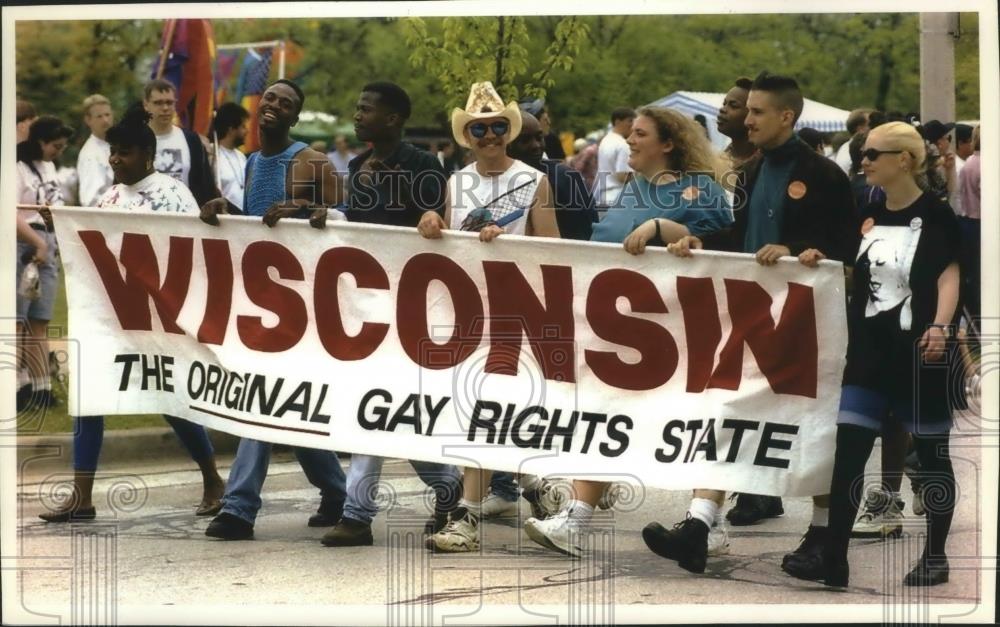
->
xmin=12 ymin=428 xmax=988 ymax=625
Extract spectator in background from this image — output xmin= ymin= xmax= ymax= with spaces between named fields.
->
xmin=919 ymin=120 xmax=955 ymax=203
xmin=835 ymin=108 xmax=873 ymax=174
xmin=437 ymin=139 xmax=463 ymax=173
xmin=958 ymin=125 xmax=980 ymax=317
xmin=16 ymin=100 xmax=37 ymax=143
xmin=77 ymin=94 xmax=115 ymax=207
xmin=569 ymin=137 xmax=599 ymax=192
xmin=15 ymin=116 xmax=73 ymax=412
xmin=798 ymin=127 xmax=827 ymax=155
xmin=949 ymin=123 xmax=974 ymax=217
xmin=717 ymin=77 xmax=757 ymax=171
xmin=212 ymin=102 xmax=249 ymax=212
xmin=594 ymin=107 xmax=636 ymax=210
xmin=520 ymin=98 xmax=566 ymax=160
xmin=143 ymin=78 xmax=219 ymax=205
xmin=326 ymin=133 xmax=356 ymax=179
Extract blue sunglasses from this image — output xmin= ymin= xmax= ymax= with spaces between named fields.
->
xmin=468 ymin=120 xmax=510 ymax=139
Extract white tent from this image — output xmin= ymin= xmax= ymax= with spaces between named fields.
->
xmin=646 ymin=91 xmax=851 ymax=151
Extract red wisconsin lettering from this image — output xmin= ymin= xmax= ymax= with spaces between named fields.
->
xmin=198 ymin=239 xmax=233 ymax=345
xmin=708 ymin=280 xmax=818 ymax=398
xmin=314 ymin=247 xmax=390 ymax=360
xmin=236 ymin=241 xmax=307 ymax=352
xmin=482 ymin=261 xmax=575 ymax=383
xmin=78 ymin=231 xmax=192 ymax=334
xmin=677 ymin=276 xmax=722 ymax=393
xmin=584 ymin=269 xmax=678 ymax=391
xmin=397 ymin=253 xmax=483 ymax=369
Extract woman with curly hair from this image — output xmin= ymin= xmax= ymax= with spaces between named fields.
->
xmin=524 ymin=106 xmax=733 ymax=557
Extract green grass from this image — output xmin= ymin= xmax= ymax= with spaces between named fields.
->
xmin=18 ymin=262 xmax=165 ymax=434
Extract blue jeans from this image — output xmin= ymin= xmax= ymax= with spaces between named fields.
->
xmin=489 ymin=471 xmax=520 ymax=502
xmin=342 ymin=455 xmax=461 ymax=525
xmin=220 ymin=438 xmax=346 ymax=525
xmin=73 ymin=415 xmax=214 ymax=472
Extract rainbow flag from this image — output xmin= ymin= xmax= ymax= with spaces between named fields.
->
xmin=154 ymin=19 xmax=216 ymax=136
xmin=235 ymin=48 xmax=274 ymax=154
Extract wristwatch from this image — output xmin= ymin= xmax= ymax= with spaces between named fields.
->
xmin=928 ymin=324 xmax=953 ymax=337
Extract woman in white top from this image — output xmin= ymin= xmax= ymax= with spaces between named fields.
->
xmin=16 ymin=115 xmax=73 ymax=411
xmin=40 ymin=106 xmax=226 ymax=524
xmin=418 ymin=82 xmax=559 ymax=554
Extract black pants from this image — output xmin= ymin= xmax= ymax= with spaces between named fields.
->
xmin=827 ymin=424 xmax=955 ymax=563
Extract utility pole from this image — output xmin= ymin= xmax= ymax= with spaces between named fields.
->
xmin=919 ymin=13 xmax=960 ymax=124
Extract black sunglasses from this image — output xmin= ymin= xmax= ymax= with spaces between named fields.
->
xmin=862 ymin=148 xmax=904 ymax=162
xmin=469 ymin=120 xmax=510 ymax=139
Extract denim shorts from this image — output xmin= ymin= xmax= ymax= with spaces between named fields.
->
xmin=838 ymin=384 xmax=952 ymax=435
xmin=15 ymin=231 xmax=59 ymax=322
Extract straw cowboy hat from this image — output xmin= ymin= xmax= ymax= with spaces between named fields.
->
xmin=451 ymin=81 xmax=522 ymax=148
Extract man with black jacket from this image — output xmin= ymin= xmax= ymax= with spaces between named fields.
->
xmin=143 ymin=78 xmax=219 ymax=206
xmin=642 ymin=72 xmax=857 ymax=578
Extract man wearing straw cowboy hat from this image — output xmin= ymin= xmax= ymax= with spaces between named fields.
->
xmin=418 ymin=81 xmax=560 ymax=553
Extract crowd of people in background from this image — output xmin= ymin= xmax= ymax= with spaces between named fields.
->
xmin=14 ymin=63 xmax=982 ymax=592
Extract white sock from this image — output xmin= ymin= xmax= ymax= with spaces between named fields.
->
xmin=714 ymin=509 xmax=725 ymax=527
xmin=18 ymin=368 xmax=30 ymax=389
xmin=688 ymin=498 xmax=719 ymax=528
xmin=459 ymin=498 xmax=482 ymax=518
xmin=565 ymin=500 xmax=594 ymax=527
xmin=811 ymin=504 xmax=829 ymax=527
xmin=31 ymin=375 xmax=50 ymax=391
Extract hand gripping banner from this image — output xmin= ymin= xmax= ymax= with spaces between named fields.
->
xmin=53 ymin=207 xmax=847 ymax=496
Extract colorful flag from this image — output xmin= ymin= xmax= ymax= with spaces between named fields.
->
xmin=153 ymin=19 xmax=216 ymax=136
xmin=214 ymin=49 xmax=239 ymax=105
xmin=235 ymin=48 xmax=274 ymax=154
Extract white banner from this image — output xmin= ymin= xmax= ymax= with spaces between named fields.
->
xmin=53 ymin=207 xmax=847 ymax=496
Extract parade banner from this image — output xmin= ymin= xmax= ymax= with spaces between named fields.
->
xmin=53 ymin=207 xmax=848 ymax=496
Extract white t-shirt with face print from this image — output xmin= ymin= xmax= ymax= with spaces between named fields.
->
xmin=154 ymin=126 xmax=192 ymax=187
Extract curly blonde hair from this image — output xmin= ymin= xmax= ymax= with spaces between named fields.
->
xmin=636 ymin=106 xmax=725 ymax=183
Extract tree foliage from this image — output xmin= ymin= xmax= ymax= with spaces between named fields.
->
xmin=15 ymin=12 xmax=982 ymax=151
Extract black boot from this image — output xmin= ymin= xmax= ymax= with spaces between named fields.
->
xmin=641 ymin=516 xmax=710 ymax=574
xmin=308 ymin=499 xmax=344 ymax=527
xmin=781 ymin=525 xmax=828 ymax=581
xmin=903 ymin=556 xmax=949 ymax=586
xmin=321 ymin=517 xmax=374 ymax=547
xmin=821 ymin=546 xmax=850 ymax=588
xmin=726 ymin=493 xmax=784 ymax=526
xmin=205 ymin=512 xmax=254 ymax=540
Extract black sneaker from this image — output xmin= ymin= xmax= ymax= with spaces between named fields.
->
xmin=205 ymin=512 xmax=254 ymax=540
xmin=16 ymin=385 xmax=32 ymax=413
xmin=641 ymin=516 xmax=710 ymax=574
xmin=321 ymin=517 xmax=374 ymax=547
xmin=726 ymin=493 xmax=784 ymax=526
xmin=781 ymin=525 xmax=828 ymax=580
xmin=903 ymin=557 xmax=949 ymax=586
xmin=424 ymin=510 xmax=449 ymax=534
xmin=308 ymin=500 xmax=344 ymax=527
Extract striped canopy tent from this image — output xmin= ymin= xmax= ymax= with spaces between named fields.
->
xmin=646 ymin=91 xmax=851 ymax=151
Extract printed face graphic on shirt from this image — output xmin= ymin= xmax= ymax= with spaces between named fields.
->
xmin=34 ymin=179 xmax=62 ymax=205
xmin=154 ymin=148 xmax=184 ymax=180
xmin=857 ymin=223 xmax=922 ymax=330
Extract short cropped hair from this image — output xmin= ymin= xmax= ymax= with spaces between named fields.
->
xmin=362 ymin=81 xmax=411 ymax=120
xmin=144 ymin=78 xmax=176 ymax=100
xmin=845 ymin=108 xmax=874 ymax=135
xmin=272 ymin=79 xmax=305 ymax=113
xmin=17 ymin=100 xmax=37 ymax=123
xmin=733 ymin=76 xmax=753 ymax=91
xmin=82 ymin=94 xmax=111 ymax=117
xmin=212 ymin=102 xmax=249 ymax=137
xmin=751 ymin=71 xmax=804 ymax=123
xmin=610 ymin=107 xmax=636 ymax=124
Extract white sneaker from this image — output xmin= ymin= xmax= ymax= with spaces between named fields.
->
xmin=425 ymin=509 xmax=480 ymax=552
xmin=524 ymin=510 xmax=583 ymax=557
xmin=481 ymin=492 xmax=518 ymax=519
xmin=852 ymin=489 xmax=905 ymax=538
xmin=707 ymin=520 xmax=730 ymax=556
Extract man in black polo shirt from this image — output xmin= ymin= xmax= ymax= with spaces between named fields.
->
xmin=321 ymin=82 xmax=462 ymax=548
xmin=645 ymin=71 xmax=857 ymax=578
